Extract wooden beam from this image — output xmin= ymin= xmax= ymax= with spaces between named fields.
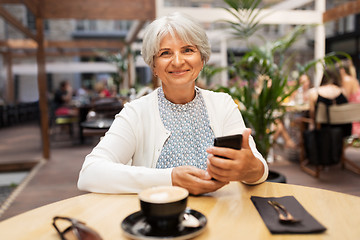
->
xmin=0 ymin=5 xmax=37 ymax=40
xmin=23 ymin=0 xmax=38 ymax=16
xmin=0 ymin=0 xmax=23 ymax=3
xmin=323 ymin=0 xmax=360 ymax=23
xmin=47 ymin=40 xmax=124 ymax=49
xmin=35 ymin=5 xmax=50 ymax=160
xmin=0 ymin=39 xmax=37 ymax=48
xmin=0 ymin=39 xmax=124 ymax=49
xmin=41 ymin=0 xmax=155 ymax=20
xmin=9 ymin=49 xmax=121 ymax=58
xmin=16 ymin=50 xmax=119 ymax=58
xmin=0 ymin=0 xmax=37 ymax=17
xmin=125 ymin=20 xmax=146 ymax=44
xmin=4 ymin=50 xmax=14 ymax=103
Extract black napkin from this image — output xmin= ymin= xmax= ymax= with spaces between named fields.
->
xmin=251 ymin=196 xmax=326 ymax=234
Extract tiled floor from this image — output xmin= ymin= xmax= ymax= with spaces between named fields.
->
xmin=0 ymin=122 xmax=359 ymax=222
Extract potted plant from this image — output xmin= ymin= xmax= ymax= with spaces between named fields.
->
xmin=217 ymin=26 xmax=307 ymax=160
xmin=214 ymin=0 xmax=343 ymax=182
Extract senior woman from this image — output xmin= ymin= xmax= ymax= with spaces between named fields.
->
xmin=78 ymin=12 xmax=268 ymax=195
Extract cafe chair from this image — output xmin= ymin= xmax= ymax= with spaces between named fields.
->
xmin=299 ymin=102 xmax=360 ymax=177
xmin=51 ymin=114 xmax=79 ymax=141
xmin=49 ymin=103 xmax=79 ymax=141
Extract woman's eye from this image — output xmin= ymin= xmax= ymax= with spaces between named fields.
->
xmin=184 ymin=48 xmax=195 ymax=53
xmin=159 ymin=51 xmax=170 ymax=56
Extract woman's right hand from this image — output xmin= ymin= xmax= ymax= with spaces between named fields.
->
xmin=171 ymin=166 xmax=228 ymax=195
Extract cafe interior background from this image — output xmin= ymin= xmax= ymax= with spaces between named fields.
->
xmin=0 ymin=0 xmax=360 ymax=221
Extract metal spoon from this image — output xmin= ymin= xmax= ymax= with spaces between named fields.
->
xmin=267 ymin=200 xmax=301 ymax=223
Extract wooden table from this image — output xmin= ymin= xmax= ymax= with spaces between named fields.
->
xmin=80 ymin=119 xmax=113 ymax=143
xmin=1 ymin=182 xmax=359 ymax=240
xmin=80 ymin=119 xmax=113 ymax=129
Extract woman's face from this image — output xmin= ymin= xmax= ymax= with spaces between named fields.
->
xmin=153 ymin=33 xmax=203 ymax=90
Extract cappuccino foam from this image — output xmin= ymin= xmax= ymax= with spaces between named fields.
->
xmin=139 ymin=186 xmax=188 ymax=203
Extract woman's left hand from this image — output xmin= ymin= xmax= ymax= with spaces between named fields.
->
xmin=206 ymin=128 xmax=264 ymax=183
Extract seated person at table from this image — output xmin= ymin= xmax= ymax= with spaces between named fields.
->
xmin=94 ymin=81 xmax=112 ymax=98
xmin=77 ymin=12 xmax=268 ymax=195
xmin=272 ymin=119 xmax=296 ymax=149
xmin=338 ymin=59 xmax=360 ymax=136
xmin=297 ymin=74 xmax=312 ymax=104
xmin=308 ymin=66 xmax=352 ymax=137
xmin=273 ymin=74 xmax=313 ymax=149
xmin=53 ymin=80 xmax=77 ymax=117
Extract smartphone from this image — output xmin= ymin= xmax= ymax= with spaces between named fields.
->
xmin=213 ymin=134 xmax=242 ymax=159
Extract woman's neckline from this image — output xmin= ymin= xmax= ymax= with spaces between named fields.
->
xmin=160 ymin=86 xmax=198 ymax=105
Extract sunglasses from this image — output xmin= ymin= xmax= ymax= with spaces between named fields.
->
xmin=52 ymin=216 xmax=103 ymax=240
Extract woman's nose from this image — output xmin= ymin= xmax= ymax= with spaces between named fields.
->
xmin=172 ymin=52 xmax=185 ymax=65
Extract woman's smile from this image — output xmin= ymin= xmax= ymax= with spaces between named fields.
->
xmin=169 ymin=69 xmax=190 ymax=75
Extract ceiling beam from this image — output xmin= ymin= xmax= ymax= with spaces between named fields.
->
xmin=0 ymin=39 xmax=37 ymax=48
xmin=270 ymin=0 xmax=314 ymax=10
xmin=323 ymin=0 xmax=360 ymax=22
xmin=47 ymin=40 xmax=124 ymax=49
xmin=0 ymin=39 xmax=125 ymax=49
xmin=23 ymin=0 xmax=38 ymax=16
xmin=0 ymin=0 xmax=23 ymax=3
xmin=158 ymin=7 xmax=322 ymax=25
xmin=0 ymin=5 xmax=36 ymax=40
xmin=9 ymin=49 xmax=121 ymax=58
xmin=41 ymin=0 xmax=155 ymax=20
xmin=125 ymin=20 xmax=146 ymax=44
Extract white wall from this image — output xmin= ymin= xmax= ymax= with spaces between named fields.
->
xmin=18 ymin=75 xmax=39 ymax=102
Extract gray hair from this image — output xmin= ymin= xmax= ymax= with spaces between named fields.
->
xmin=141 ymin=12 xmax=211 ymax=68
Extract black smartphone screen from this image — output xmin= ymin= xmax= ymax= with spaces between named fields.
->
xmin=213 ymin=134 xmax=242 ymax=160
xmin=213 ymin=134 xmax=242 ymax=150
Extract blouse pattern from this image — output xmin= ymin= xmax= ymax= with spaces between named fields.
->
xmin=156 ymin=87 xmax=215 ymax=170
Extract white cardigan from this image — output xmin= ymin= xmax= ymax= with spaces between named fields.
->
xmin=77 ymin=88 xmax=268 ymax=193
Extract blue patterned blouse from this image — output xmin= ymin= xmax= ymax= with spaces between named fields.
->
xmin=156 ymin=87 xmax=215 ymax=170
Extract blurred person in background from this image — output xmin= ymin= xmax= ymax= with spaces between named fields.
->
xmin=272 ymin=74 xmax=312 ymax=149
xmin=338 ymin=59 xmax=359 ymax=99
xmin=53 ymin=80 xmax=77 ymax=116
xmin=94 ymin=81 xmax=112 ymax=98
xmin=338 ymin=59 xmax=360 ymax=136
xmin=308 ymin=66 xmax=352 ymax=137
xmin=297 ymin=74 xmax=312 ymax=104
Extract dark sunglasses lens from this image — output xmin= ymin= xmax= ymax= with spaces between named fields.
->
xmin=53 ymin=217 xmax=102 ymax=240
xmin=62 ymin=227 xmax=101 ymax=240
xmin=74 ymin=225 xmax=103 ymax=240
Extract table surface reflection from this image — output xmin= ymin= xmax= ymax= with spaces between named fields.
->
xmin=80 ymin=118 xmax=114 ymax=129
xmin=0 ymin=182 xmax=359 ymax=240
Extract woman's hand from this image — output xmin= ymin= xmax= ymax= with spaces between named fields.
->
xmin=171 ymin=166 xmax=228 ymax=195
xmin=206 ymin=128 xmax=264 ymax=183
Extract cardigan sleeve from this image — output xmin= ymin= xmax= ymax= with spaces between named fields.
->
xmin=78 ymin=92 xmax=173 ymax=193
